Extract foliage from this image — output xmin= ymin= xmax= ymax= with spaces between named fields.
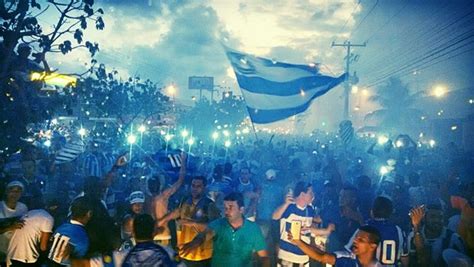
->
xmin=0 ymin=0 xmax=105 ymax=154
xmin=365 ymin=77 xmax=424 ymax=133
xmin=178 ymin=95 xmax=247 ymax=137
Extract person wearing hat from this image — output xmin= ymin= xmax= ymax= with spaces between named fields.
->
xmin=0 ymin=180 xmax=28 ymax=264
xmin=121 ymin=191 xmax=146 ymax=245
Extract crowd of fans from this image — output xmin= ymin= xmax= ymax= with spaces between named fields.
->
xmin=0 ymin=127 xmax=472 ymax=267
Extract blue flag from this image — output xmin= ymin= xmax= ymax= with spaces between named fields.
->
xmin=225 ymin=47 xmax=347 ymax=123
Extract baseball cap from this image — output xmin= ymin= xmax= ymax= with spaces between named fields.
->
xmin=265 ymin=169 xmax=276 ymax=180
xmin=128 ymin=191 xmax=145 ymax=204
xmin=6 ymin=180 xmax=25 ymax=190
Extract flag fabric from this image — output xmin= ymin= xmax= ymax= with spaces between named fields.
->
xmin=225 ymin=47 xmax=347 ymax=123
xmin=54 ymin=140 xmax=85 ymax=165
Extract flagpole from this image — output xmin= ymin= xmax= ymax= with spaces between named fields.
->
xmin=250 ymin=120 xmax=259 ymax=141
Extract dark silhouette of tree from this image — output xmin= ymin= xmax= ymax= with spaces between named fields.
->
xmin=365 ymin=77 xmax=424 ymax=133
xmin=0 ymin=0 xmax=105 ymax=154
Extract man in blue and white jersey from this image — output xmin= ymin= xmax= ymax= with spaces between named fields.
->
xmin=47 ymin=196 xmax=92 ymax=266
xmin=346 ymin=196 xmax=407 ymax=266
xmin=289 ymin=225 xmax=383 ymax=267
xmin=273 ymin=181 xmax=316 ymax=266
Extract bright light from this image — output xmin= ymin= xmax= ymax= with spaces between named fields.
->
xmin=181 ymin=129 xmax=189 ymax=138
xmin=429 ymin=139 xmax=436 ymax=148
xmin=127 ymin=134 xmax=137 ymax=144
xmin=167 ymin=84 xmax=176 ymax=95
xmin=187 ymin=138 xmax=195 ymax=146
xmin=160 ymin=130 xmax=166 ymax=135
xmin=377 ymin=135 xmax=389 ymax=145
xmin=212 ymin=131 xmax=219 ymax=140
xmin=242 ymin=128 xmax=250 ymax=134
xmin=380 ymin=166 xmax=389 ymax=176
xmin=44 ymin=140 xmax=51 ymax=147
xmin=469 ymin=99 xmax=474 ymax=104
xmin=224 ymin=92 xmax=230 ymax=98
xmin=223 ymin=130 xmax=230 ymax=137
xmin=78 ymin=128 xmax=87 ymax=137
xmin=138 ymin=125 xmax=146 ymax=133
xmin=451 ymin=125 xmax=457 ymax=131
xmin=395 ymin=140 xmax=404 ymax=148
xmin=224 ymin=140 xmax=231 ymax=148
xmin=432 ymin=85 xmax=447 ymax=98
xmin=362 ymin=89 xmax=369 ymax=96
xmin=300 ymin=89 xmax=305 ymax=96
xmin=30 ymin=72 xmax=77 ymax=87
xmin=51 ymin=118 xmax=58 ymax=125
xmin=421 ymin=116 xmax=426 ymax=120
xmin=165 ymin=134 xmax=173 ymax=141
xmin=236 ymin=130 xmax=241 ymax=135
xmin=351 ymin=85 xmax=359 ymax=94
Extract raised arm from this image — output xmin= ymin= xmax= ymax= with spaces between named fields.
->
xmin=163 ymin=153 xmax=187 ymax=198
xmin=288 ymin=231 xmax=336 ymax=265
xmin=103 ymin=154 xmax=128 ymax=188
xmin=272 ymin=194 xmax=293 ymax=220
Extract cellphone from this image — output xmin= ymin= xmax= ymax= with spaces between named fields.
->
xmin=291 ymin=220 xmax=302 ymax=240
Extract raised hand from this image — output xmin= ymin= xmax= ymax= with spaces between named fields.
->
xmin=409 ymin=205 xmax=425 ymax=229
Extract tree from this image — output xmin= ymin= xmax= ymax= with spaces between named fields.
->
xmin=178 ymin=95 xmax=247 ymax=138
xmin=365 ymin=77 xmax=424 ymax=134
xmin=1 ymin=0 xmax=104 ymax=77
xmin=0 ymin=0 xmax=105 ymax=155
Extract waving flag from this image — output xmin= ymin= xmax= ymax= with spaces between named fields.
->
xmin=225 ymin=47 xmax=347 ymax=123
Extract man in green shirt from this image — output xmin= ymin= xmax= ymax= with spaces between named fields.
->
xmin=181 ymin=192 xmax=270 ymax=267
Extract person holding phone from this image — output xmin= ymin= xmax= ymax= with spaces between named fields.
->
xmin=407 ymin=204 xmax=468 ymax=266
xmin=272 ymin=181 xmax=316 ymax=267
xmin=288 ymin=225 xmax=382 ymax=267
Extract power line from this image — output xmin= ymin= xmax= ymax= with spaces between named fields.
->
xmin=336 ymin=0 xmax=362 ymax=36
xmin=363 ymin=34 xmax=474 ymax=88
xmin=360 ymin=8 xmax=474 ymax=79
xmin=349 ymin=0 xmax=379 ymax=38
xmin=356 ymin=1 xmax=462 ymax=71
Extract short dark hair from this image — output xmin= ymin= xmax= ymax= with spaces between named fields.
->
xmin=192 ymin=176 xmax=207 ymax=186
xmin=133 ymin=214 xmax=155 ymax=240
xmin=70 ymin=196 xmax=92 ymax=219
xmin=372 ymin=196 xmax=393 ymax=219
xmin=224 ymin=192 xmax=244 ymax=208
xmin=294 ymin=181 xmax=311 ymax=197
xmin=359 ymin=225 xmax=381 ymax=245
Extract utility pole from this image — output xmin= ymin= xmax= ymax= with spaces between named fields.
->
xmin=331 ymin=40 xmax=366 ymax=120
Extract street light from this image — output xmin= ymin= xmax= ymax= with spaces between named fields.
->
xmin=351 ymin=85 xmax=359 ymax=94
xmin=432 ymin=85 xmax=447 ymax=98
xmin=138 ymin=125 xmax=146 ymax=133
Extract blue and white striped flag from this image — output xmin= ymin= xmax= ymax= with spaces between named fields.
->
xmin=225 ymin=47 xmax=347 ymax=123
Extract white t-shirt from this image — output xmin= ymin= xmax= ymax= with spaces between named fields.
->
xmin=7 ymin=209 xmax=53 ymax=264
xmin=0 ymin=201 xmax=28 ymax=257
